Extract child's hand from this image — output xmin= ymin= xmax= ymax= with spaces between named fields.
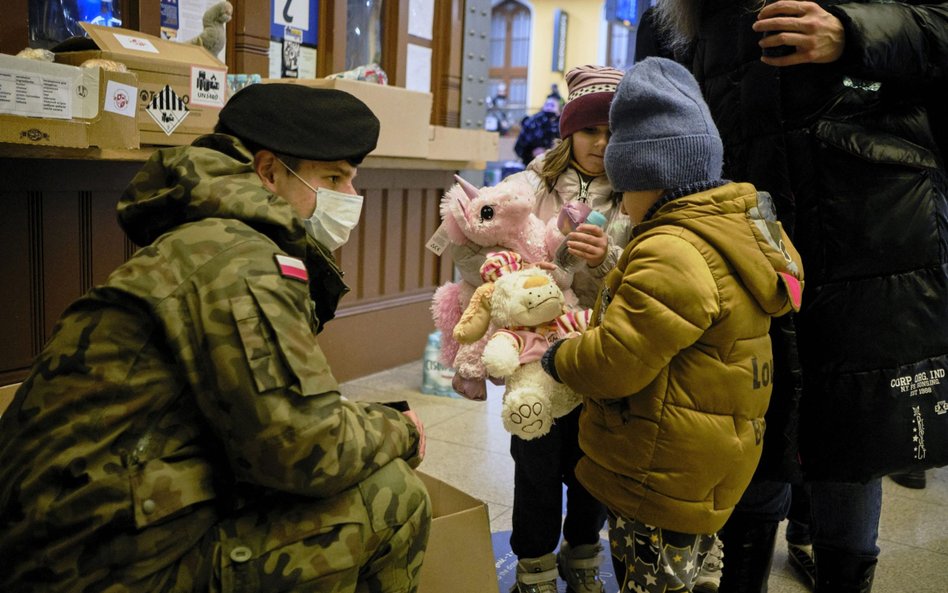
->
xmin=531 ymin=261 xmax=558 ymax=272
xmin=567 ymin=223 xmax=608 ymax=268
xmin=531 ymin=260 xmax=573 ymax=291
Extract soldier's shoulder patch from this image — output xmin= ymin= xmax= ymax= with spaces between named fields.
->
xmin=274 ymin=254 xmax=309 ymax=282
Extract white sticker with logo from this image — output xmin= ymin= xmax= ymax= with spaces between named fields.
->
xmin=103 ymin=80 xmax=137 ymax=117
xmin=190 ymin=66 xmax=227 ymax=108
xmin=113 ymin=33 xmax=160 ymax=54
xmin=145 ymin=84 xmax=189 ymax=135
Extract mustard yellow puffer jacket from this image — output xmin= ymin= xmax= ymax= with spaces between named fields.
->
xmin=552 ymin=182 xmax=803 ymax=535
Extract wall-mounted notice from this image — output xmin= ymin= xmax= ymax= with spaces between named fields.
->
xmin=270 ymin=0 xmax=318 ymax=79
xmin=160 ymin=0 xmax=227 ymax=61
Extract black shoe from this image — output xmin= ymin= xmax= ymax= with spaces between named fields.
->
xmin=813 ymin=548 xmax=876 ymax=593
xmin=718 ymin=520 xmax=778 ymax=593
xmin=889 ymin=468 xmax=926 ymax=489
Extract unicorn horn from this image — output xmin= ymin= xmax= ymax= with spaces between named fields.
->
xmin=454 ymin=174 xmax=480 ymax=201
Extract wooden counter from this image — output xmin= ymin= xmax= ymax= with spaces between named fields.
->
xmin=0 ymin=144 xmax=473 ymax=384
xmin=0 ymin=142 xmax=487 ymax=170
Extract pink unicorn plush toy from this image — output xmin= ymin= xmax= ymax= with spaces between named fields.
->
xmin=431 ymin=175 xmax=571 ymax=400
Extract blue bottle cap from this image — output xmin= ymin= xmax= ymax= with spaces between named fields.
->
xmin=586 ymin=211 xmax=608 ymax=228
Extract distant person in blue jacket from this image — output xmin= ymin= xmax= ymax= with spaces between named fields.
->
xmin=514 ymin=89 xmax=562 ymax=166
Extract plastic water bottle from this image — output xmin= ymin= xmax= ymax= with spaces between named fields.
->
xmin=421 ymin=331 xmax=456 ymax=397
xmin=554 ymin=210 xmax=608 ymax=271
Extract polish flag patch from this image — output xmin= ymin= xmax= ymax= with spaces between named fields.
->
xmin=275 ymin=254 xmax=308 ymax=282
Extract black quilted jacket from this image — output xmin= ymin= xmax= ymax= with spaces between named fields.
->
xmin=689 ymin=0 xmax=948 ymax=481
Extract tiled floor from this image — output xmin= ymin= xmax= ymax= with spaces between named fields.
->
xmin=343 ymin=360 xmax=948 ymax=592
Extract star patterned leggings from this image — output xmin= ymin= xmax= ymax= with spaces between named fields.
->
xmin=608 ymin=512 xmax=716 ymax=592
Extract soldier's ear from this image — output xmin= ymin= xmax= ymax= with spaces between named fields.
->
xmin=254 ymin=150 xmax=280 ymax=192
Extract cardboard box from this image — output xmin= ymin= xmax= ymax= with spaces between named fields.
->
xmin=53 ymin=22 xmax=227 ymax=146
xmin=263 ymin=78 xmax=432 ymax=159
xmin=416 ymin=471 xmax=500 ymax=593
xmin=0 ymin=62 xmax=139 ymax=150
xmin=0 ymin=383 xmax=19 ymax=417
xmin=1 ymin=53 xmax=94 ymax=120
xmin=428 ymin=125 xmax=499 ymax=162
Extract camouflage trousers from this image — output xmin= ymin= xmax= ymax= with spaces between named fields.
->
xmin=3 ymin=463 xmax=429 ymax=593
xmin=178 ymin=459 xmax=431 ymax=593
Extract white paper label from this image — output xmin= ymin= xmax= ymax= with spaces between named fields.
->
xmin=425 ymin=222 xmax=451 ymax=256
xmin=273 ymin=0 xmax=310 ymax=30
xmin=0 ymin=68 xmax=73 ymax=120
xmin=114 ymin=33 xmax=160 ymax=54
xmin=103 ymin=80 xmax=137 ymax=117
xmin=146 ymin=84 xmax=189 ymax=135
xmin=268 ymin=41 xmax=282 ymax=79
xmin=190 ymin=66 xmax=226 ymax=108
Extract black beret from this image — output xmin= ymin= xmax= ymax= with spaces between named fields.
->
xmin=217 ymin=83 xmax=380 ymax=164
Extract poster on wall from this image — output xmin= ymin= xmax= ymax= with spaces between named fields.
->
xmin=30 ymin=0 xmax=123 ymax=48
xmin=282 ymin=27 xmax=302 ymax=78
xmin=79 ymin=0 xmax=123 ymax=27
xmin=159 ymin=0 xmax=227 ymax=61
xmin=271 ymin=0 xmax=318 ymax=79
xmin=160 ymin=0 xmax=179 ymax=39
xmin=606 ymin=0 xmax=640 ymax=25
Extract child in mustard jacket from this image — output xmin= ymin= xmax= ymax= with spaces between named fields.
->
xmin=542 ymin=57 xmax=804 ymax=593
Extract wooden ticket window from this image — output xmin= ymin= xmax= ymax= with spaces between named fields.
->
xmin=0 ymin=1 xmax=480 ymax=384
xmin=0 ymin=152 xmax=456 ymax=385
xmin=318 ymin=0 xmax=463 ymax=126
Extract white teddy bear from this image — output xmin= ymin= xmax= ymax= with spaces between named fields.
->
xmin=453 ymin=251 xmax=589 ymax=440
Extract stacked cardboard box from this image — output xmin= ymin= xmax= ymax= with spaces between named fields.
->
xmin=0 ymin=53 xmax=139 ymax=149
xmin=54 ymin=23 xmax=227 ymax=146
xmin=428 ymin=125 xmax=499 ymax=163
xmin=262 ymin=77 xmax=433 ymax=159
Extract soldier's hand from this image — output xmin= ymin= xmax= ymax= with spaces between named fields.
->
xmin=403 ymin=409 xmax=426 ymax=460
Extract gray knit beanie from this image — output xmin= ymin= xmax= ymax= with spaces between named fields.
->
xmin=605 ymin=57 xmax=723 ymax=192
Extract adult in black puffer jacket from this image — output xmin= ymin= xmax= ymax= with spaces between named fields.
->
xmin=653 ymin=1 xmax=948 ymax=592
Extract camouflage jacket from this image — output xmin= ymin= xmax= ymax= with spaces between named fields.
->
xmin=0 ymin=134 xmax=421 ymax=588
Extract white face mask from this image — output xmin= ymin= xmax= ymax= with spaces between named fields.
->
xmin=280 ymin=160 xmax=364 ymax=251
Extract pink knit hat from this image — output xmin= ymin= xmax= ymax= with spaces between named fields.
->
xmin=559 ymin=65 xmax=624 ymax=139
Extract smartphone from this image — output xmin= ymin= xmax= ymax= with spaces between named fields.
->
xmin=761 ymin=0 xmax=797 ymax=57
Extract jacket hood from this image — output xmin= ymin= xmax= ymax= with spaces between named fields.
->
xmin=636 ymin=182 xmax=803 ymax=316
xmin=118 ymin=134 xmax=307 ymax=255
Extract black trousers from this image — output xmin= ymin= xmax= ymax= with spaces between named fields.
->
xmin=509 ymin=406 xmax=607 ymax=558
